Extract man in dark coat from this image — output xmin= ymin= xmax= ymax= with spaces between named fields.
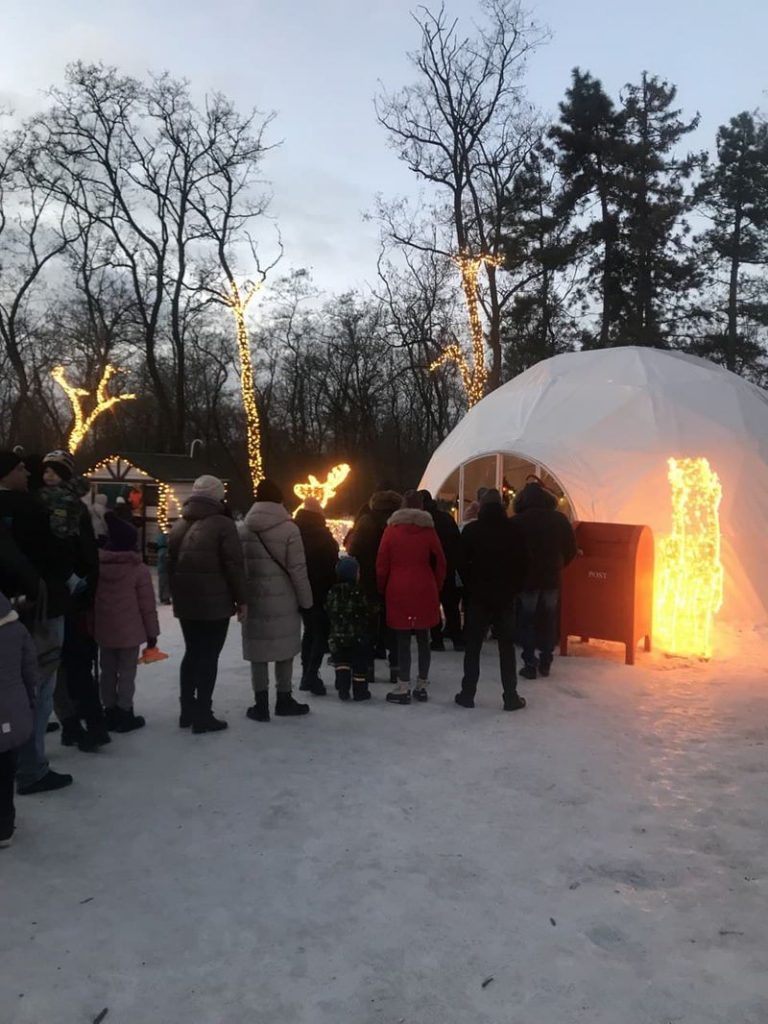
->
xmin=514 ymin=484 xmax=577 ymax=679
xmin=418 ymin=490 xmax=464 ymax=651
xmin=455 ymin=489 xmax=528 ymax=712
xmin=294 ymin=497 xmax=339 ymax=695
xmin=347 ymin=488 xmax=402 ymax=681
xmin=0 ymin=451 xmax=74 ymax=793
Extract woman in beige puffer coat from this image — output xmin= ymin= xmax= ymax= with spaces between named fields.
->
xmin=240 ymin=479 xmax=313 ymax=722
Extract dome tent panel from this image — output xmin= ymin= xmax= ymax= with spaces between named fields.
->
xmin=420 ymin=347 xmax=768 ymax=625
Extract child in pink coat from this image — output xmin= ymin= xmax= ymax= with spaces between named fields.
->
xmin=94 ymin=513 xmax=159 ymax=733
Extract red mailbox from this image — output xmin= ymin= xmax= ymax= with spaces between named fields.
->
xmin=560 ymin=522 xmax=654 ymax=666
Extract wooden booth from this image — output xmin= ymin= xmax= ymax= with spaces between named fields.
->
xmin=85 ymin=452 xmax=230 ymax=556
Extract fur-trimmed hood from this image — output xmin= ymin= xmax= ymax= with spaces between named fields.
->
xmin=388 ymin=508 xmax=435 ymax=529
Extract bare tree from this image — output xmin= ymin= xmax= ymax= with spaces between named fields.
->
xmin=376 ymin=0 xmax=547 ymax=393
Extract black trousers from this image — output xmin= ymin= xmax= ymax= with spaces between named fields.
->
xmin=0 ymin=749 xmax=17 ymax=839
xmin=301 ymin=607 xmax=330 ymax=683
xmin=461 ymin=600 xmax=518 ymax=700
xmin=431 ymin=579 xmax=463 ymax=643
xmin=55 ymin=613 xmax=103 ymax=728
xmin=179 ymin=618 xmax=230 ymax=715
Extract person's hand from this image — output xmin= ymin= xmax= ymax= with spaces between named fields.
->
xmin=236 ymin=604 xmax=247 ymax=622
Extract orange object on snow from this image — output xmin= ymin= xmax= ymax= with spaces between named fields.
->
xmin=138 ymin=646 xmax=169 ymax=665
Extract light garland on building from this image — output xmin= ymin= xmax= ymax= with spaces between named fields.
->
xmin=157 ymin=481 xmax=181 ymax=534
xmin=226 ymin=281 xmax=264 ymax=493
xmin=654 ymin=457 xmax=723 ymax=659
xmin=294 ymin=463 xmax=352 ymax=509
xmin=52 ymin=365 xmax=136 ymax=453
xmin=430 ymin=251 xmax=504 ymax=407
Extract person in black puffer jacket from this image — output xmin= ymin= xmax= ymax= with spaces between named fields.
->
xmin=294 ymin=497 xmax=339 ymax=695
xmin=513 ymin=482 xmax=577 ymax=679
xmin=455 ymin=489 xmax=528 ymax=712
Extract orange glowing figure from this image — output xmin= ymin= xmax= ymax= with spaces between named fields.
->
xmin=654 ymin=457 xmax=723 ymax=659
xmin=293 ymin=464 xmax=351 ymax=510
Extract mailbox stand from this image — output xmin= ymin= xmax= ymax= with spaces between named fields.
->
xmin=560 ymin=522 xmax=654 ymax=666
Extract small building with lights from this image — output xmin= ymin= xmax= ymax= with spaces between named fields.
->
xmin=84 ymin=451 xmax=231 ymax=554
xmin=419 ymin=347 xmax=768 ymax=640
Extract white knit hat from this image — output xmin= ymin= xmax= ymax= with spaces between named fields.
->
xmin=192 ymin=474 xmax=225 ymax=502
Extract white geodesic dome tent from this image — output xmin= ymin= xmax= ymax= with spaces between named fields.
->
xmin=420 ymin=347 xmax=768 ymax=624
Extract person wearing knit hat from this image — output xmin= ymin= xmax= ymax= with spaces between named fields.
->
xmin=105 ymin=512 xmax=139 ymax=552
xmin=0 ymin=451 xmax=26 ymax=490
xmin=255 ymin=478 xmax=283 ymax=504
xmin=168 ymin=475 xmax=247 ymax=733
xmin=42 ymin=450 xmax=75 ymax=484
xmin=300 ymin=496 xmax=323 ymax=515
xmin=192 ymin=475 xmax=226 ymax=504
xmin=325 ymin=556 xmax=373 ymax=701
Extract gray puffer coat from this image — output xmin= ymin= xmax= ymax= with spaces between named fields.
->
xmin=0 ymin=593 xmax=38 ymax=753
xmin=169 ymin=496 xmax=247 ymax=621
xmin=240 ymin=501 xmax=313 ymax=663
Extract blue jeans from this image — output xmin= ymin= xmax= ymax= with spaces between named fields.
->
xmin=518 ymin=589 xmax=559 ymax=668
xmin=16 ymin=616 xmax=65 ymax=788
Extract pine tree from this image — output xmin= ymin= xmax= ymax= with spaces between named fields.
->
xmin=550 ymin=69 xmax=624 ymax=348
xmin=695 ymin=111 xmax=768 ymax=375
xmin=500 ymin=146 xmax=582 ymax=376
xmin=612 ymin=73 xmax=701 ymax=347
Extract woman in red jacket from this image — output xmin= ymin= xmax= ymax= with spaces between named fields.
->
xmin=376 ymin=490 xmax=446 ymax=705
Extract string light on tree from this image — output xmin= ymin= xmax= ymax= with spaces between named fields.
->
xmin=52 ymin=365 xmax=136 ymax=453
xmin=654 ymin=457 xmax=724 ymax=659
xmin=430 ymin=250 xmax=504 ymax=407
xmin=157 ymin=481 xmax=181 ymax=534
xmin=225 ymin=281 xmax=264 ymax=492
xmin=294 ymin=464 xmax=351 ymax=509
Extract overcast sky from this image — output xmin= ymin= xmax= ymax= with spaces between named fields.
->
xmin=3 ymin=0 xmax=766 ymax=293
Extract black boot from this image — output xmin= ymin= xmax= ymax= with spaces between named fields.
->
xmin=104 ymin=706 xmax=121 ymax=732
xmin=114 ymin=707 xmax=146 ymax=733
xmin=454 ymin=686 xmax=475 ymax=709
xmin=246 ymin=692 xmax=270 ymax=722
xmin=83 ymin=714 xmax=112 ymax=747
xmin=61 ymin=716 xmax=100 ymax=753
xmin=352 ymin=677 xmax=371 ymax=702
xmin=503 ymin=693 xmax=527 ymax=712
xmin=274 ymin=691 xmax=310 ymax=716
xmin=179 ymin=702 xmax=195 ymax=728
xmin=192 ymin=709 xmax=227 ymax=733
xmin=336 ymin=668 xmax=351 ymax=701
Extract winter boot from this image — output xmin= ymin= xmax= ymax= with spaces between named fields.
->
xmin=538 ymin=659 xmax=552 ymax=678
xmin=307 ymin=677 xmax=327 ymax=696
xmin=335 ymin=667 xmax=352 ymax=701
xmin=246 ymin=692 xmax=270 ymax=722
xmin=103 ymin=706 xmax=121 ymax=732
xmin=519 ymin=663 xmax=538 ymax=680
xmin=275 ymin=691 xmax=310 ymax=716
xmin=45 ymin=721 xmax=60 ymax=734
xmin=114 ymin=707 xmax=146 ymax=733
xmin=386 ymin=681 xmax=411 ymax=705
xmin=412 ymin=679 xmax=429 ymax=703
xmin=352 ymin=676 xmax=371 ymax=702
xmin=454 ymin=686 xmax=475 ymax=709
xmin=83 ymin=718 xmax=112 ymax=747
xmin=389 ymin=666 xmax=399 ymax=686
xmin=503 ymin=693 xmax=527 ymax=712
xmin=61 ymin=716 xmax=100 ymax=753
xmin=192 ymin=709 xmax=227 ymax=733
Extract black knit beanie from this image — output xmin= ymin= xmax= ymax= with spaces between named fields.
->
xmin=0 ymin=451 xmax=22 ymax=480
xmin=255 ymin=479 xmax=283 ymax=503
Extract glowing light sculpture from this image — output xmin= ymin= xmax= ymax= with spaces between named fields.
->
xmin=52 ymin=365 xmax=136 ymax=453
xmin=224 ymin=281 xmax=264 ymax=492
xmin=654 ymin=457 xmax=724 ymax=659
xmin=430 ymin=250 xmax=504 ymax=407
xmin=294 ymin=463 xmax=351 ymax=510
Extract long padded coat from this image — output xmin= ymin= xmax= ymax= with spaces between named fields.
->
xmin=0 ymin=594 xmax=38 ymax=754
xmin=376 ymin=508 xmax=447 ymax=631
xmin=240 ymin=501 xmax=313 ymax=663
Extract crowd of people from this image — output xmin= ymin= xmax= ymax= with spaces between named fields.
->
xmin=0 ymin=448 xmax=577 ymax=848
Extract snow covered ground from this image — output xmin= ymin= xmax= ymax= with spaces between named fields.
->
xmin=2 ymin=604 xmax=768 ymax=1024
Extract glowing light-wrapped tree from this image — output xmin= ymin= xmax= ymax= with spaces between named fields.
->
xmin=654 ymin=457 xmax=724 ymax=659
xmin=430 ymin=251 xmax=504 ymax=407
xmin=52 ymin=364 xmax=136 ymax=453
